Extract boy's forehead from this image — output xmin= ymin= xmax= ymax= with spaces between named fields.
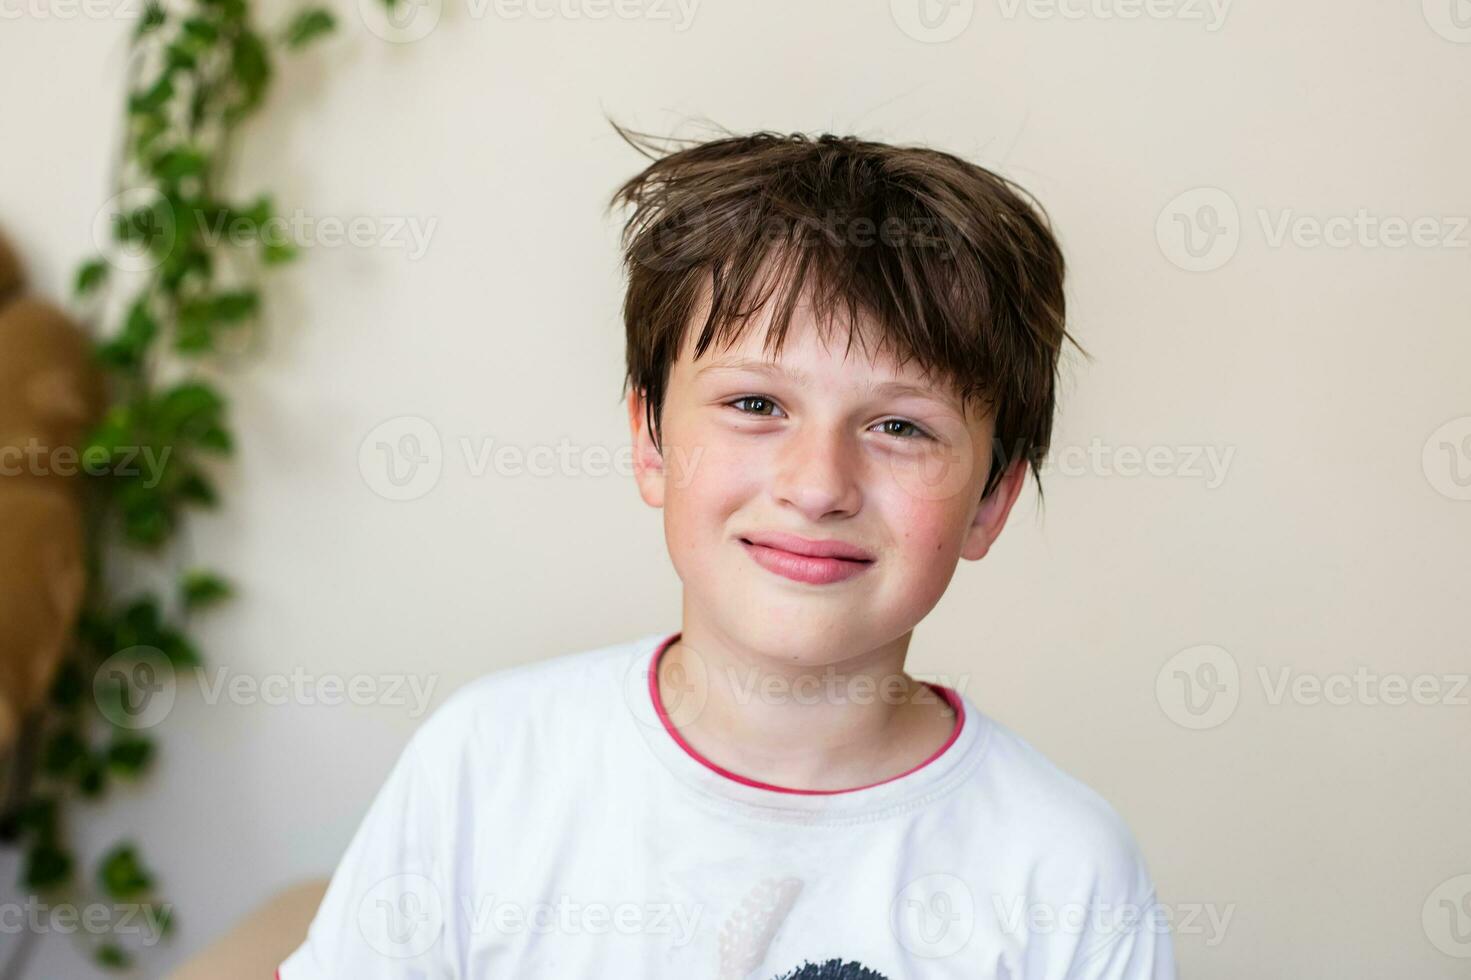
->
xmin=678 ymin=293 xmax=919 ymax=380
xmin=679 ymin=314 xmax=977 ymax=420
xmin=670 ymin=266 xmax=984 ymax=421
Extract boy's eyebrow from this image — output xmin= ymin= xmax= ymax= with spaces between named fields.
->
xmin=695 ymin=358 xmax=962 ymax=412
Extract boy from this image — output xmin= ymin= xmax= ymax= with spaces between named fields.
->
xmin=278 ymin=127 xmax=1176 ymax=979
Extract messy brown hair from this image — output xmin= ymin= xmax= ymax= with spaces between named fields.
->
xmin=606 ymin=121 xmax=1082 ymax=503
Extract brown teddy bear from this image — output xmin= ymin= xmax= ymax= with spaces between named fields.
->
xmin=0 ymin=229 xmax=104 ymax=756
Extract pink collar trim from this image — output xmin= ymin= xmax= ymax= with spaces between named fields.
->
xmin=647 ymin=631 xmax=966 ymax=796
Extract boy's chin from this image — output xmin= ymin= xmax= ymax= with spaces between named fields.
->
xmin=708 ymin=605 xmax=906 ymax=666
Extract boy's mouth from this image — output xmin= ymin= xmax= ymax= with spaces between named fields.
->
xmin=737 ymin=532 xmax=875 ymax=586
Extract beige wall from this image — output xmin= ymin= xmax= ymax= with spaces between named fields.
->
xmin=2 ymin=0 xmax=1468 ymax=975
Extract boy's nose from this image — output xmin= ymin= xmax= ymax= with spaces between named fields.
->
xmin=769 ymin=424 xmax=863 ymax=521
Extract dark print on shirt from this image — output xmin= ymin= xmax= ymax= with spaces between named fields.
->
xmin=769 ymin=959 xmax=891 ymax=980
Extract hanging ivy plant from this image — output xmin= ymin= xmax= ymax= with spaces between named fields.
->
xmin=0 ymin=0 xmax=340 ymax=972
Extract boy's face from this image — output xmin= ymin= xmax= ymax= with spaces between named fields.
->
xmin=629 ymin=297 xmax=1028 ymax=663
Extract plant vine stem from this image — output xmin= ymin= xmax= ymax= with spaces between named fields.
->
xmin=0 ymin=708 xmax=43 ymax=844
xmin=0 ymin=709 xmax=44 ymax=980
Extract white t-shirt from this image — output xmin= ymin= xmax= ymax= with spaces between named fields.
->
xmin=278 ymin=631 xmax=1177 ymax=979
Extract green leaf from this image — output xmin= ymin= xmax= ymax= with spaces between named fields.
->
xmin=98 ymin=844 xmax=154 ymax=900
xmin=164 ymin=241 xmax=213 ymax=290
xmin=24 ymin=843 xmax=73 ymax=890
xmin=117 ymin=598 xmax=164 ymax=648
xmin=228 ymin=31 xmax=271 ymax=121
xmin=173 ymin=318 xmax=213 ymax=354
xmin=151 ymin=146 xmax=208 ymax=182
xmin=15 ymin=797 xmax=60 ymax=844
xmin=42 ymin=729 xmax=88 ymax=778
xmin=197 ymin=424 xmax=233 ymax=454
xmin=120 ymin=483 xmax=173 ymax=547
xmin=181 ymin=16 xmax=219 ymax=42
xmin=78 ymin=754 xmax=108 ymax=798
xmin=152 ymin=382 xmax=227 ymax=446
xmin=95 ymin=943 xmax=132 ymax=970
xmin=49 ymin=660 xmax=86 ymax=710
xmin=96 ymin=296 xmax=157 ymax=371
xmin=75 ymin=258 xmax=110 ymax=296
xmin=129 ymin=76 xmax=175 ymax=115
xmin=131 ymin=111 xmax=169 ymax=158
xmin=157 ymin=630 xmax=202 ymax=668
xmin=80 ymin=404 xmax=136 ymax=471
xmin=182 ymin=570 xmax=232 ymax=609
xmin=135 ymin=1 xmax=165 ymax=35
xmin=284 ymin=7 xmax=335 ymax=48
xmin=216 ymin=291 xmax=258 ymax=321
xmin=175 ymin=291 xmax=259 ymax=353
xmin=176 ymin=469 xmax=218 ymax=507
xmin=78 ymin=609 xmax=118 ymax=657
xmin=165 ymin=41 xmax=198 ymax=73
xmin=263 ymin=239 xmax=298 ymax=264
xmin=107 ymin=736 xmax=155 ymax=777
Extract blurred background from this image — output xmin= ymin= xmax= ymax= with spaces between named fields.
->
xmin=1 ymin=0 xmax=1468 ymax=976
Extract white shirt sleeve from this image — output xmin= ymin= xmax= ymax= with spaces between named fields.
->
xmin=277 ymin=729 xmax=456 ymax=979
xmin=1061 ymin=845 xmax=1179 ymax=980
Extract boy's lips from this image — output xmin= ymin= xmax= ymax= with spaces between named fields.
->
xmin=737 ymin=531 xmax=875 ymax=585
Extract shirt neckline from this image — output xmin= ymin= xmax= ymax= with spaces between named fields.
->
xmin=624 ymin=630 xmax=990 ymax=824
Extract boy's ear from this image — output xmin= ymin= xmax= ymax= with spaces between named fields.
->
xmin=960 ymin=457 xmax=1028 ymax=562
xmin=627 ymin=388 xmax=666 ymax=508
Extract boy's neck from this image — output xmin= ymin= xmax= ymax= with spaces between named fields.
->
xmin=655 ymin=619 xmax=957 ymax=792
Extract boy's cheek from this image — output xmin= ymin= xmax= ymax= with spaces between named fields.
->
xmin=878 ymin=487 xmax=973 ymax=566
xmin=661 ymin=428 xmax=760 ymax=496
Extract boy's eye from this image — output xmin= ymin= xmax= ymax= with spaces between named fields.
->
xmin=726 ymin=397 xmax=932 ymax=441
xmin=727 ymin=395 xmax=784 ymax=417
xmin=873 ymin=418 xmax=930 ymax=440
